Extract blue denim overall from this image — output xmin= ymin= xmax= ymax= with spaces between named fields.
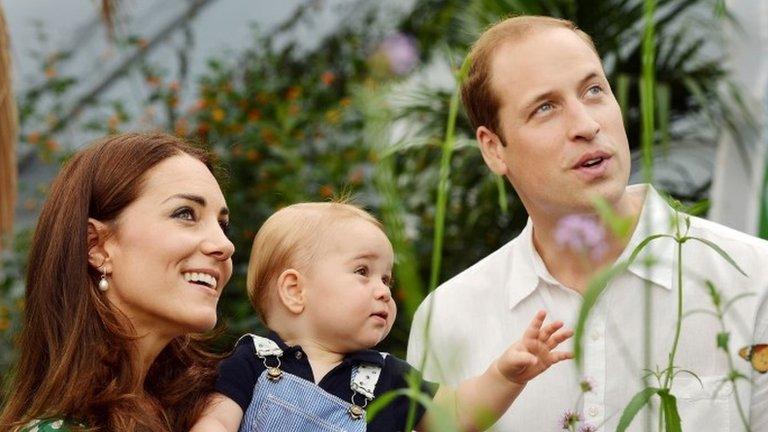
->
xmin=238 ymin=334 xmax=384 ymax=432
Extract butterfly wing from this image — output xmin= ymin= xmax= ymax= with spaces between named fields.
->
xmin=751 ymin=344 xmax=768 ymax=374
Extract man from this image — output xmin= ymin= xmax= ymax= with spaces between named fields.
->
xmin=407 ymin=15 xmax=768 ymax=431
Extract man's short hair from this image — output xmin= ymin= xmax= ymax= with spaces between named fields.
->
xmin=461 ymin=15 xmax=598 ymax=135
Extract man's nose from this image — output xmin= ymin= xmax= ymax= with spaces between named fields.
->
xmin=567 ymin=102 xmax=600 ymax=142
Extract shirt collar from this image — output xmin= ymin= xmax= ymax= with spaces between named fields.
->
xmin=507 ymin=184 xmax=676 ymax=310
xmin=265 ymin=330 xmax=386 ymax=367
xmin=618 ymin=184 xmax=676 ymax=291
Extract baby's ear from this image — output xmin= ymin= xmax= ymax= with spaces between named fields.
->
xmin=276 ymin=269 xmax=305 ymax=314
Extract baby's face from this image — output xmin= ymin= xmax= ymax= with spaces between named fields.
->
xmin=301 ymin=218 xmax=397 ymax=352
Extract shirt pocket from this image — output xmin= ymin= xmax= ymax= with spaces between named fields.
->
xmin=673 ymin=375 xmax=732 ymax=432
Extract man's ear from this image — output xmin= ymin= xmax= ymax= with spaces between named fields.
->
xmin=276 ymin=269 xmax=305 ymax=314
xmin=476 ymin=126 xmax=509 ymax=176
xmin=87 ymin=218 xmax=112 ymax=272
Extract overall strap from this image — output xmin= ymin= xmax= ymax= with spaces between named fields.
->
xmin=349 ymin=352 xmax=388 ymax=399
xmin=237 ymin=333 xmax=283 ymax=358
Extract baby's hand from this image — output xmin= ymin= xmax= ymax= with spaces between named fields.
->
xmin=495 ymin=310 xmax=573 ymax=385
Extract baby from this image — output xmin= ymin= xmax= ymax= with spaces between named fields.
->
xmin=192 ymin=202 xmax=573 ymax=431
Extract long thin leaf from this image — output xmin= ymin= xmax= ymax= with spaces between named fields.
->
xmin=684 ymin=236 xmax=748 ymax=276
xmin=617 ymin=387 xmax=660 ymax=432
xmin=658 ymin=390 xmax=682 ymax=432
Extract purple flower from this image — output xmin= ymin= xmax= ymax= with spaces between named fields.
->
xmin=377 ymin=33 xmax=419 ymax=76
xmin=578 ymin=423 xmax=597 ymax=432
xmin=559 ymin=410 xmax=581 ymax=430
xmin=554 ymin=214 xmax=608 ymax=261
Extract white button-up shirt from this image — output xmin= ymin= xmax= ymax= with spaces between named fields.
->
xmin=407 ymin=184 xmax=768 ymax=431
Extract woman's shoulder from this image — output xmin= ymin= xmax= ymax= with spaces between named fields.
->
xmin=20 ymin=418 xmax=83 ymax=432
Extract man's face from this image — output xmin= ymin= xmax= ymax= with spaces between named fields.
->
xmin=481 ymin=27 xmax=631 ymax=217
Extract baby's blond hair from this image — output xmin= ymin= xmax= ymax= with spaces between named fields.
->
xmin=246 ymin=202 xmax=382 ymax=324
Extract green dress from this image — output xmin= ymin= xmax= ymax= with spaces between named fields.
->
xmin=20 ymin=419 xmax=78 ymax=431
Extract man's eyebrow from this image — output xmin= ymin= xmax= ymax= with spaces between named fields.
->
xmin=162 ymin=193 xmax=230 ymax=216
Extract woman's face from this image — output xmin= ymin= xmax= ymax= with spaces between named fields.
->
xmin=102 ymin=154 xmax=234 ymax=338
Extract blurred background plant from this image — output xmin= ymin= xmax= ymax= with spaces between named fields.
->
xmin=0 ymin=0 xmax=759 ymax=384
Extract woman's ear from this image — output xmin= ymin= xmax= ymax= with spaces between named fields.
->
xmin=276 ymin=269 xmax=305 ymax=314
xmin=87 ymin=218 xmax=111 ymax=272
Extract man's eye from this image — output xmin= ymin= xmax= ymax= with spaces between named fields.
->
xmin=587 ymin=85 xmax=603 ymax=96
xmin=535 ymin=102 xmax=553 ymax=115
xmin=172 ymin=207 xmax=196 ymax=221
xmin=355 ymin=266 xmax=368 ymax=277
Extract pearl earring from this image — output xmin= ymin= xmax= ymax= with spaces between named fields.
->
xmin=98 ymin=266 xmax=109 ymax=291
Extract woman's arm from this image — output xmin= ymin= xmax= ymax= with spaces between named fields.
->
xmin=189 ymin=393 xmax=243 ymax=432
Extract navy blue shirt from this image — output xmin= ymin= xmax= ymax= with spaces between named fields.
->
xmin=215 ymin=331 xmax=439 ymax=432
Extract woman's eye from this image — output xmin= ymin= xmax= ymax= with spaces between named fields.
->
xmin=355 ymin=266 xmax=368 ymax=277
xmin=172 ymin=207 xmax=196 ymax=221
xmin=219 ymin=219 xmax=231 ymax=235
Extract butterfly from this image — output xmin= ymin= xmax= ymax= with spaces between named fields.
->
xmin=738 ymin=344 xmax=768 ymax=373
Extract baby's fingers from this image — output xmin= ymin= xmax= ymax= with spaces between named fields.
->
xmin=538 ymin=320 xmax=564 ymax=343
xmin=546 ymin=327 xmax=574 ymax=350
xmin=548 ymin=350 xmax=573 ymax=364
xmin=523 ymin=310 xmax=547 ymax=340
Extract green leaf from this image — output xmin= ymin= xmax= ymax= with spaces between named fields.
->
xmin=626 ymin=234 xmax=675 ymax=265
xmin=716 ymin=332 xmax=730 ymax=351
xmin=684 ymin=236 xmax=748 ymax=276
xmin=574 ymin=262 xmax=629 ymax=368
xmin=704 ymin=280 xmax=721 ymax=308
xmin=658 ymin=390 xmax=682 ymax=432
xmin=617 ymin=387 xmax=659 ymax=432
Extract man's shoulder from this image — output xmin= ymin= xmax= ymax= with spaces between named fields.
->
xmin=688 ymin=213 xmax=768 ymax=253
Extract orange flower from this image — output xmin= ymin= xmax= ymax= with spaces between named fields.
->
xmin=348 ymin=168 xmax=364 ymax=185
xmin=45 ymin=139 xmax=59 ymax=151
xmin=174 ymin=118 xmax=189 ymax=136
xmin=146 ymin=75 xmax=161 ymax=87
xmin=0 ymin=317 xmax=9 ymax=331
xmin=246 ymin=149 xmax=261 ymax=162
xmin=26 ymin=131 xmax=41 ymax=144
xmin=212 ymin=108 xmax=225 ymax=122
xmin=339 ymin=97 xmax=352 ymax=107
xmin=135 ymin=38 xmax=149 ymax=49
xmin=319 ymin=184 xmax=334 ymax=198
xmin=194 ymin=99 xmax=207 ymax=111
xmin=248 ymin=109 xmax=262 ymax=122
xmin=108 ymin=115 xmax=120 ymax=130
xmin=44 ymin=66 xmax=57 ymax=79
xmin=321 ymin=71 xmax=336 ymax=86
xmin=286 ymin=86 xmax=302 ymax=101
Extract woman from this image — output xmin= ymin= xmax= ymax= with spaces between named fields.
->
xmin=0 ymin=133 xmax=235 ymax=431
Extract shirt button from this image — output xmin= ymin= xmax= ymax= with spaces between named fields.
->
xmin=295 ymin=351 xmax=303 ymax=359
xmin=588 ymin=406 xmax=599 ymax=417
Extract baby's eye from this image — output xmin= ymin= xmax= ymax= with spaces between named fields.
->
xmin=172 ymin=207 xmax=196 ymax=221
xmin=382 ymin=274 xmax=392 ymax=287
xmin=354 ymin=266 xmax=369 ymax=277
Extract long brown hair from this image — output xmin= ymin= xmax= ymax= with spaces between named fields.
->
xmin=0 ymin=133 xmax=223 ymax=431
